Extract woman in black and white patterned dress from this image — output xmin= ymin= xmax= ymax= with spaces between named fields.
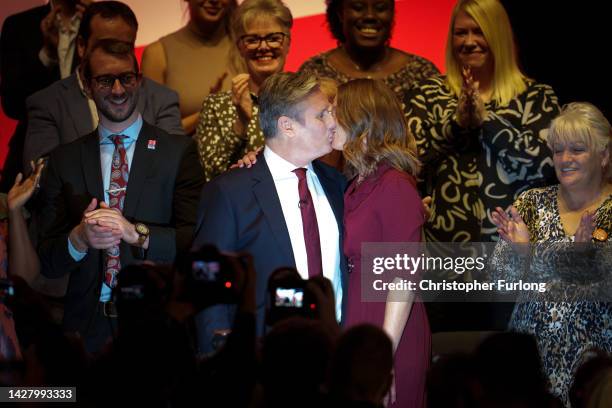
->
xmin=491 ymin=102 xmax=612 ymax=406
xmin=405 ymin=0 xmax=560 ymax=244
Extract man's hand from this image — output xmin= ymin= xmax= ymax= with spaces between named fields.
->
xmin=83 ymin=202 xmax=147 ymax=248
xmin=69 ymin=198 xmax=122 ymax=252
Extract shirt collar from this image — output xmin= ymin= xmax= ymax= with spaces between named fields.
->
xmin=98 ymin=115 xmax=143 ymax=144
xmin=264 ymin=145 xmax=314 ymax=181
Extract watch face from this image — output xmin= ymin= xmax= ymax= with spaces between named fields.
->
xmin=136 ymin=224 xmax=149 ymax=235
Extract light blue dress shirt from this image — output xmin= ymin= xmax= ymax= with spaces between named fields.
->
xmin=68 ymin=115 xmax=143 ymax=301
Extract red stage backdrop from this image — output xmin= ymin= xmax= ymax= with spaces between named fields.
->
xmin=0 ymin=0 xmax=454 ymax=170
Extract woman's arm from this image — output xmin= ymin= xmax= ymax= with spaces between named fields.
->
xmin=194 ymin=93 xmax=253 ymax=182
xmin=378 ymin=175 xmax=425 ymax=351
xmin=141 ymin=41 xmax=167 ymax=85
xmin=8 ymin=161 xmax=44 ymax=283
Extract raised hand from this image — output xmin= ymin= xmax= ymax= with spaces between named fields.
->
xmin=7 ymin=159 xmax=45 ymax=213
xmin=491 ymin=206 xmax=531 ymax=243
xmin=574 ymin=211 xmax=596 ymax=242
xmin=231 ymin=73 xmax=253 ymax=120
xmin=456 ymin=65 xmax=487 ymax=129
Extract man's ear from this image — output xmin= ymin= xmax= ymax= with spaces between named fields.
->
xmin=277 ymin=116 xmax=295 ymax=138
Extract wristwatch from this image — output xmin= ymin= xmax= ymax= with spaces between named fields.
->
xmin=134 ymin=223 xmax=150 ymax=247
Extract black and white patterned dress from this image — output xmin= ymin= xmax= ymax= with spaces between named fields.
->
xmin=405 ymin=76 xmax=561 ymax=243
xmin=492 ymin=185 xmax=612 ymax=406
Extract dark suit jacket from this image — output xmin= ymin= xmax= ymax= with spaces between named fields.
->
xmin=0 ymin=4 xmax=79 ymax=191
xmin=24 ymin=75 xmax=184 ymax=169
xmin=193 ymin=155 xmax=348 ymax=333
xmin=0 ymin=4 xmax=77 ymax=120
xmin=38 ymin=121 xmax=204 ymax=335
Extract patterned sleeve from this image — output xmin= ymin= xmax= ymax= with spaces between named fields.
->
xmin=194 ymin=92 xmax=249 ymax=182
xmin=410 ymin=55 xmax=441 ymax=84
xmin=486 ymin=82 xmax=561 ymax=187
xmin=404 ymin=77 xmax=476 ymax=168
xmin=298 ymin=54 xmax=326 ymax=76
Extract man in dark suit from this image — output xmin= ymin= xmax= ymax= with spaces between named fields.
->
xmin=23 ymin=1 xmax=183 ymax=169
xmin=38 ymin=39 xmax=204 ymax=353
xmin=193 ymin=71 xmax=347 ymax=353
xmin=0 ymin=0 xmax=89 ymax=191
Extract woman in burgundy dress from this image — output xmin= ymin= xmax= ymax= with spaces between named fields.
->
xmin=333 ymin=79 xmax=431 ymax=407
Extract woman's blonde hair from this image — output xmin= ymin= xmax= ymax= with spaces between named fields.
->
xmin=228 ymin=0 xmax=293 ymax=74
xmin=445 ymin=0 xmax=527 ymax=106
xmin=547 ymin=102 xmax=612 ymax=179
xmin=336 ymin=79 xmax=419 ymax=179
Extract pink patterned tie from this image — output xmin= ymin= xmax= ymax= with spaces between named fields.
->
xmin=105 ymin=135 xmax=129 ymax=288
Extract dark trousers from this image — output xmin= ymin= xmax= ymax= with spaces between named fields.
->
xmin=84 ymin=302 xmax=118 ymax=354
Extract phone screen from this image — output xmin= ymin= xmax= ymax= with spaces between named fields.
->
xmin=274 ymin=287 xmax=304 ymax=308
xmin=192 ymin=260 xmax=221 ymax=282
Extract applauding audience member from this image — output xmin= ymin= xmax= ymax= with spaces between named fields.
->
xmin=142 ymin=0 xmax=237 ymax=134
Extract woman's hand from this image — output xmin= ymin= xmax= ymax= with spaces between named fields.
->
xmin=7 ymin=159 xmax=45 ymax=213
xmin=574 ymin=211 xmax=596 ymax=242
xmin=231 ymin=73 xmax=253 ymax=121
xmin=491 ymin=206 xmax=530 ymax=243
xmin=456 ymin=66 xmax=487 ymax=129
xmin=229 ymin=147 xmax=263 ymax=169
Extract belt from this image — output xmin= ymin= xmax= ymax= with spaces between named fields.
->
xmin=100 ymin=301 xmax=118 ymax=318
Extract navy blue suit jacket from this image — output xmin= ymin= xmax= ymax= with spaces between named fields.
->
xmin=193 ymin=155 xmax=348 ymax=335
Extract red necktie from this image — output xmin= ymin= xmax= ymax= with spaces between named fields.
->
xmin=292 ymin=168 xmax=323 ymax=278
xmin=105 ymin=135 xmax=129 ymax=288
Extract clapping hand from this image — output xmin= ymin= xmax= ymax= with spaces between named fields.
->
xmin=491 ymin=206 xmax=531 ymax=243
xmin=231 ymin=73 xmax=253 ymax=120
xmin=456 ymin=65 xmax=487 ymax=129
xmin=7 ymin=159 xmax=45 ymax=213
xmin=574 ymin=211 xmax=596 ymax=242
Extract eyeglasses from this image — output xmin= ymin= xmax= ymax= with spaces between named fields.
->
xmin=239 ymin=32 xmax=288 ymax=50
xmin=92 ymin=72 xmax=141 ymax=90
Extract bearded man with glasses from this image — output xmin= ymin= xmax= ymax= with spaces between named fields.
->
xmin=37 ymin=38 xmax=204 ymax=353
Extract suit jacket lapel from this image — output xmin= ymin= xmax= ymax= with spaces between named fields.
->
xmin=81 ymin=132 xmax=104 ymax=201
xmin=64 ymin=75 xmax=95 ymax=138
xmin=123 ymin=122 xmax=158 ymax=218
xmin=251 ymin=157 xmax=296 ymax=266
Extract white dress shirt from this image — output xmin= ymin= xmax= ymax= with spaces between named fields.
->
xmin=263 ymin=147 xmax=343 ymax=320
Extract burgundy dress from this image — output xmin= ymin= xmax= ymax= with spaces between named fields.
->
xmin=344 ymin=162 xmax=431 ymax=408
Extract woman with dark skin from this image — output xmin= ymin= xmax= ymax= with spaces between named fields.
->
xmin=300 ymin=0 xmax=439 ymax=101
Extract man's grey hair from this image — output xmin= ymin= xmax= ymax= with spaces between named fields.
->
xmin=258 ymin=71 xmax=320 ymax=139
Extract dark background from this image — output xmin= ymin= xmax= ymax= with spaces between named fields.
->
xmin=502 ymin=0 xmax=611 ymax=118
